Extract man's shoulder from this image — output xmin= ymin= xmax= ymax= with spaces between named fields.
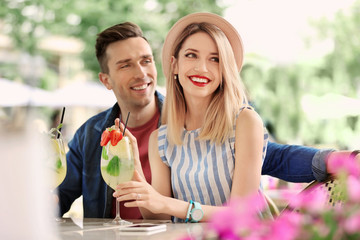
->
xmin=155 ymin=90 xmax=165 ymax=119
xmin=155 ymin=89 xmax=165 ymax=103
xmin=77 ymin=107 xmax=114 ymax=133
xmin=88 ymin=108 xmax=111 ymax=122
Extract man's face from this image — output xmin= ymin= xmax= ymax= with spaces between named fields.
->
xmin=99 ymin=37 xmax=157 ymax=109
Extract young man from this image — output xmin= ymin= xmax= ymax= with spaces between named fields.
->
xmin=57 ymin=22 xmax=355 ymax=219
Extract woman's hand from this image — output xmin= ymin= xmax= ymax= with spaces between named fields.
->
xmin=113 ymin=170 xmax=168 ymax=215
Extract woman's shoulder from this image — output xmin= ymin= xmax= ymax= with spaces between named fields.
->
xmin=158 ymin=124 xmax=168 ymax=134
xmin=149 ymin=128 xmax=159 ymax=147
xmin=236 ymin=106 xmax=263 ymax=128
xmin=155 ymin=124 xmax=168 ymax=142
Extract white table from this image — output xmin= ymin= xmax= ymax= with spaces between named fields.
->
xmin=57 ymin=218 xmax=206 ymax=240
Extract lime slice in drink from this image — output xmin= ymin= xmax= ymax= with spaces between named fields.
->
xmin=108 ymin=141 xmax=129 ymax=159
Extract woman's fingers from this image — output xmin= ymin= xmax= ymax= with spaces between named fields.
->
xmin=113 ymin=179 xmax=165 ymax=214
xmin=113 ymin=175 xmax=151 ymax=201
xmin=113 ymin=182 xmax=148 ymax=204
xmin=132 ymin=170 xmax=145 ymax=182
xmin=113 ymin=180 xmax=143 ymax=195
xmin=119 ymin=122 xmax=133 ymax=139
xmin=116 ymin=180 xmax=140 ymax=191
xmin=114 ymin=118 xmax=120 ymax=130
xmin=117 ymin=192 xmax=143 ymax=202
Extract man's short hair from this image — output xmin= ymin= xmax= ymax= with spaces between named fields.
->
xmin=95 ymin=22 xmax=147 ymax=73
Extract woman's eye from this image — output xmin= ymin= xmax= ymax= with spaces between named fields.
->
xmin=211 ymin=57 xmax=219 ymax=62
xmin=185 ymin=53 xmax=196 ymax=58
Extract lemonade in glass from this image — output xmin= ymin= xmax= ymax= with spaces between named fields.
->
xmin=46 ymin=123 xmax=67 ymax=191
xmin=101 ymin=136 xmax=134 ymax=190
xmin=50 ymin=137 xmax=67 ymax=189
xmin=100 ymin=122 xmax=134 ymax=225
xmin=46 ymin=126 xmax=67 ymax=223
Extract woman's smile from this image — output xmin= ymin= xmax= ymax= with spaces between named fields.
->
xmin=188 ymin=75 xmax=211 ymax=87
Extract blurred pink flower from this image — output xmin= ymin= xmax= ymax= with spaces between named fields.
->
xmin=186 ymin=153 xmax=360 ymax=240
xmin=344 ymin=211 xmax=360 ymax=234
xmin=328 ymin=154 xmax=360 ymax=177
xmin=347 ymin=175 xmax=360 ymax=201
xmin=282 ymin=186 xmax=328 ymax=213
xmin=263 ymin=211 xmax=302 ymax=240
xmin=207 ymin=194 xmax=267 ymax=238
xmin=177 ymin=237 xmax=193 ymax=240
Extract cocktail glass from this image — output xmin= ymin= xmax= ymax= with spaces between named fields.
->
xmin=49 ymin=137 xmax=67 ymax=189
xmin=46 ymin=131 xmax=67 ymax=223
xmin=100 ymin=136 xmax=134 ymax=225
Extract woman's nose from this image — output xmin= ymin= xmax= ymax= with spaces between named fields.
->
xmin=194 ymin=59 xmax=208 ymax=72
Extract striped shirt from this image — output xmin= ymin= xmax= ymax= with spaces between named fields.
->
xmin=158 ymin=108 xmax=269 ymax=222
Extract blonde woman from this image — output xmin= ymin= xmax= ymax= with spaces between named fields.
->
xmin=114 ymin=12 xmax=268 ymax=222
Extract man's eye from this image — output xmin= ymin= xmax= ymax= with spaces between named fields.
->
xmin=120 ymin=64 xmax=129 ymax=69
xmin=143 ymin=59 xmax=152 ymax=64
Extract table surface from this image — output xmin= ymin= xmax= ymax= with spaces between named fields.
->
xmin=57 ymin=218 xmax=207 ymax=240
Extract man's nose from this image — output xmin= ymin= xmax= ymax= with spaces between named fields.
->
xmin=134 ymin=64 xmax=146 ymax=78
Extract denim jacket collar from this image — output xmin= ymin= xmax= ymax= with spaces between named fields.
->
xmin=94 ymin=90 xmax=164 ymax=134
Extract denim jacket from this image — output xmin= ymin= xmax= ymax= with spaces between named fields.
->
xmin=57 ymin=91 xmax=329 ymax=218
xmin=58 ymin=91 xmax=164 ymax=217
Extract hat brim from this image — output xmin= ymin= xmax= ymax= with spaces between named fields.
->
xmin=161 ymin=12 xmax=244 ymax=78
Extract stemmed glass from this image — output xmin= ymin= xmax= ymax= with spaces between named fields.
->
xmin=45 ymin=125 xmax=67 ymax=222
xmin=100 ymin=115 xmax=134 ymax=225
xmin=46 ymin=107 xmax=67 ymax=222
xmin=49 ymin=134 xmax=67 ymax=190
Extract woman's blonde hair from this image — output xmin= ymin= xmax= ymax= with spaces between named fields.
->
xmin=162 ymin=22 xmax=248 ymax=145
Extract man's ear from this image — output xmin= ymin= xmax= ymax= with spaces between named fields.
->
xmin=171 ymin=56 xmax=178 ymax=74
xmin=99 ymin=72 xmax=112 ymax=90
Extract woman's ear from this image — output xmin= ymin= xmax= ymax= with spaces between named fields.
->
xmin=171 ymin=56 xmax=178 ymax=74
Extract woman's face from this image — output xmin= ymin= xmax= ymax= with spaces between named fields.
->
xmin=174 ymin=31 xmax=221 ymax=101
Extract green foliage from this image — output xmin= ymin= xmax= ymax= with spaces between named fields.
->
xmin=1 ymin=0 xmax=225 ymax=85
xmin=242 ymin=0 xmax=360 ymax=149
xmin=0 ymin=62 xmax=18 ymax=80
xmin=1 ymin=0 xmax=358 ymax=149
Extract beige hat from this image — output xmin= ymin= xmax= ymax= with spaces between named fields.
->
xmin=161 ymin=12 xmax=244 ymax=78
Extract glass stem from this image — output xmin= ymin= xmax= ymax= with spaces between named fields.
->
xmin=115 ymin=199 xmax=120 ymax=220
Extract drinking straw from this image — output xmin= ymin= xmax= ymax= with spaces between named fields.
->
xmin=57 ymin=107 xmax=66 ymax=139
xmin=123 ymin=112 xmax=130 ymax=135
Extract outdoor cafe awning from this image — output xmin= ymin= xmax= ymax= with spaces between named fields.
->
xmin=0 ymin=78 xmax=116 ymax=108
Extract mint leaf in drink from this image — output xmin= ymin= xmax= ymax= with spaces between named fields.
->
xmin=102 ymin=147 xmax=109 ymax=160
xmin=106 ymin=156 xmax=120 ymax=176
xmin=56 ymin=123 xmax=63 ymax=130
xmin=56 ymin=158 xmax=62 ymax=169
